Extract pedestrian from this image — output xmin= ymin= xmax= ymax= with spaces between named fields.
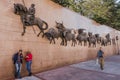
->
xmin=25 ymin=51 xmax=32 ymax=76
xmin=97 ymin=47 xmax=104 ymax=70
xmin=12 ymin=50 xmax=23 ymax=79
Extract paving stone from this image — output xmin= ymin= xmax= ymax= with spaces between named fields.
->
xmin=35 ymin=55 xmax=120 ymax=80
xmin=71 ymin=56 xmax=120 ymax=75
xmin=35 ymin=67 xmax=120 ymax=80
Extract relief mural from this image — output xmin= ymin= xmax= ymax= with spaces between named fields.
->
xmin=13 ymin=3 xmax=119 ymax=47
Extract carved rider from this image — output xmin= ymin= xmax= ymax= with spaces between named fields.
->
xmin=28 ymin=4 xmax=35 ymax=25
xmin=116 ymin=36 xmax=118 ymax=40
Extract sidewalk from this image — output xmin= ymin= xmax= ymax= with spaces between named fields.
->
xmin=15 ymin=76 xmax=41 ymax=80
xmin=18 ymin=55 xmax=120 ymax=80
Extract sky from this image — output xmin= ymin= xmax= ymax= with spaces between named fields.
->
xmin=116 ymin=0 xmax=120 ymax=3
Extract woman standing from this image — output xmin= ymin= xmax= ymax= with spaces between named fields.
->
xmin=25 ymin=51 xmax=32 ymax=76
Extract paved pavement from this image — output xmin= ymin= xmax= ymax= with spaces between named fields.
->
xmin=15 ymin=76 xmax=41 ymax=80
xmin=18 ymin=55 xmax=120 ymax=80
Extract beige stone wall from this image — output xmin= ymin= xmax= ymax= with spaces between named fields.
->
xmin=0 ymin=0 xmax=120 ymax=79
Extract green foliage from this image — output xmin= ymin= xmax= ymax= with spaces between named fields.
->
xmin=52 ymin=0 xmax=120 ymax=30
xmin=51 ymin=0 xmax=70 ymax=7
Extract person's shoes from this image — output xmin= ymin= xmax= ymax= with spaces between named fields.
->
xmin=28 ymin=73 xmax=32 ymax=76
xmin=15 ymin=75 xmax=17 ymax=78
xmin=101 ymin=68 xmax=104 ymax=70
xmin=16 ymin=77 xmax=22 ymax=79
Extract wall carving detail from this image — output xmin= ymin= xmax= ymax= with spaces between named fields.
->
xmin=14 ymin=3 xmax=118 ymax=47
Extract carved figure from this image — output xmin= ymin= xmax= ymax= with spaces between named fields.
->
xmin=112 ymin=38 xmax=116 ymax=45
xmin=101 ymin=37 xmax=107 ymax=46
xmin=105 ymin=33 xmax=111 ymax=45
xmin=76 ymin=32 xmax=88 ymax=46
xmin=14 ymin=3 xmax=48 ymax=36
xmin=95 ymin=34 xmax=101 ymax=44
xmin=43 ymin=28 xmax=60 ymax=44
xmin=55 ymin=22 xmax=77 ymax=46
xmin=88 ymin=32 xmax=97 ymax=47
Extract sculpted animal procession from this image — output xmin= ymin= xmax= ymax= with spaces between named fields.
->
xmin=13 ymin=3 xmax=118 ymax=47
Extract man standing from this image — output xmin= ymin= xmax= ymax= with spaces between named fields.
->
xmin=13 ymin=50 xmax=23 ymax=79
xmin=97 ymin=47 xmax=104 ymax=70
xmin=25 ymin=51 xmax=32 ymax=76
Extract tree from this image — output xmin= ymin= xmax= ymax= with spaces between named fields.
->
xmin=51 ymin=0 xmax=70 ymax=7
xmin=51 ymin=0 xmax=120 ymax=30
xmin=110 ymin=1 xmax=120 ymax=30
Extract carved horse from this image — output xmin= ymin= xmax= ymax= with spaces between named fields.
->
xmin=14 ymin=3 xmax=48 ymax=36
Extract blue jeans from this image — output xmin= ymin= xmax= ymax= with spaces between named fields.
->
xmin=15 ymin=62 xmax=22 ymax=78
xmin=26 ymin=60 xmax=32 ymax=74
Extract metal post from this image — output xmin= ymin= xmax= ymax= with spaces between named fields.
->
xmin=22 ymin=0 xmax=26 ymax=6
xmin=116 ymin=36 xmax=119 ymax=55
